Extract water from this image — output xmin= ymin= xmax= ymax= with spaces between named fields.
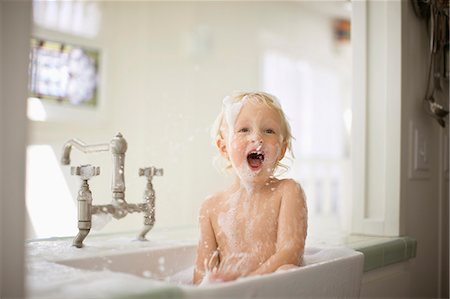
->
xmin=91 ymin=214 xmax=112 ymax=231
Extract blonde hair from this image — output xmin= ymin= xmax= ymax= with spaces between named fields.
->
xmin=211 ymin=91 xmax=294 ymax=174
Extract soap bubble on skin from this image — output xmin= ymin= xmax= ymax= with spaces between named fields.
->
xmin=218 ymin=191 xmax=240 ymax=248
xmin=236 ymin=164 xmax=258 ymax=195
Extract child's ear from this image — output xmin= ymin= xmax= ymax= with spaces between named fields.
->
xmin=216 ymin=137 xmax=229 ymax=160
xmin=279 ymin=141 xmax=288 ymax=161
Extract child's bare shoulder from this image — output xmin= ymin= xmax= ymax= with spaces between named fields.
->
xmin=277 ymin=179 xmax=307 ymax=216
xmin=199 ymin=191 xmax=227 ymax=214
xmin=276 ymin=179 xmax=305 ymax=203
xmin=277 ymin=178 xmax=303 ymax=193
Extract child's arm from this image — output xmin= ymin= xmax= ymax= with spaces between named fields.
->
xmin=250 ymin=180 xmax=307 ymax=276
xmin=193 ymin=197 xmax=219 ymax=284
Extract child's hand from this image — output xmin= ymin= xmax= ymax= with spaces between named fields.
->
xmin=208 ymin=270 xmax=240 ymax=282
xmin=198 ymin=268 xmax=239 ymax=285
xmin=206 ymin=252 xmax=255 ymax=282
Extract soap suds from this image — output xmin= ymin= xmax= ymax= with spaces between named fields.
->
xmin=222 ymin=95 xmax=248 ymax=137
xmin=232 ymin=142 xmax=281 ymax=195
xmin=217 ymin=190 xmax=240 ymax=248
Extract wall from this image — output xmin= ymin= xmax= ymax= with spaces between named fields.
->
xmin=361 ymin=1 xmax=449 ymax=297
xmin=0 ymin=1 xmax=30 ymax=298
xmin=401 ymin=0 xmax=449 ymax=297
xmin=27 ymin=2 xmax=351 ymax=239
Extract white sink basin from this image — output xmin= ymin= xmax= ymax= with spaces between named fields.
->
xmin=56 ymin=244 xmax=364 ymax=298
xmin=56 ymin=244 xmax=197 ymax=283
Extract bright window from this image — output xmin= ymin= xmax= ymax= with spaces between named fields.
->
xmin=29 ymin=38 xmax=99 ymax=107
xmin=262 ymin=29 xmax=352 ymax=237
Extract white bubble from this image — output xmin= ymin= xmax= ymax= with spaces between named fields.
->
xmin=158 ymin=256 xmax=165 ymax=265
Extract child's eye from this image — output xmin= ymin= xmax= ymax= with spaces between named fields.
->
xmin=265 ymin=128 xmax=275 ymax=134
xmin=238 ymin=128 xmax=250 ymax=133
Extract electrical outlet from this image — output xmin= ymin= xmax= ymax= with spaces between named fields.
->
xmin=409 ymin=121 xmax=431 ymax=180
xmin=414 ymin=127 xmax=429 ymax=170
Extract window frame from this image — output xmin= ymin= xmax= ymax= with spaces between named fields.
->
xmin=351 ymin=0 xmax=403 ymax=236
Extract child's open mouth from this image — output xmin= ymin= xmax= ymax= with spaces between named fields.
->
xmin=247 ymin=151 xmax=265 ymax=170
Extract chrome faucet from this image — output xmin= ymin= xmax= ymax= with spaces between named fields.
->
xmin=61 ymin=133 xmax=163 ymax=248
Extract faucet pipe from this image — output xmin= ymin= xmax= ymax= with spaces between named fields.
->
xmin=61 ymin=139 xmax=109 ymax=165
xmin=73 ymin=179 xmax=93 ymax=248
xmin=71 ymin=165 xmax=99 ymax=248
xmin=91 ymin=202 xmax=149 ymax=220
xmin=110 ymin=133 xmax=127 ymax=203
xmin=62 ymin=133 xmax=128 ymax=206
xmin=138 ymin=180 xmax=156 ymax=241
xmin=137 ymin=167 xmax=163 ymax=240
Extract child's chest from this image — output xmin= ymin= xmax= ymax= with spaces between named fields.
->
xmin=212 ymin=193 xmax=281 ymax=247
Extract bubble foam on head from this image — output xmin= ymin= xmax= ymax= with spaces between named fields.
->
xmin=222 ymin=95 xmax=249 ymax=138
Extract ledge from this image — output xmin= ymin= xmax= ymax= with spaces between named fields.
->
xmin=306 ymin=231 xmax=417 ymax=273
xmin=350 ymin=236 xmax=417 ymax=272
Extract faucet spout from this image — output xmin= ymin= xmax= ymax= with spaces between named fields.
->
xmin=138 ymin=224 xmax=154 ymax=241
xmin=73 ymin=229 xmax=90 ymax=248
xmin=137 ymin=167 xmax=163 ymax=240
xmin=61 ymin=139 xmax=109 ymax=165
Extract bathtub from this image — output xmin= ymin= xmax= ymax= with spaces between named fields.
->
xmin=54 ymin=243 xmax=364 ymax=298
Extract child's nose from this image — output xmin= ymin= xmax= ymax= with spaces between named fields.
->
xmin=250 ymin=133 xmax=263 ymax=144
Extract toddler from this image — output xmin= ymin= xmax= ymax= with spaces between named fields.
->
xmin=193 ymin=92 xmax=307 ymax=284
